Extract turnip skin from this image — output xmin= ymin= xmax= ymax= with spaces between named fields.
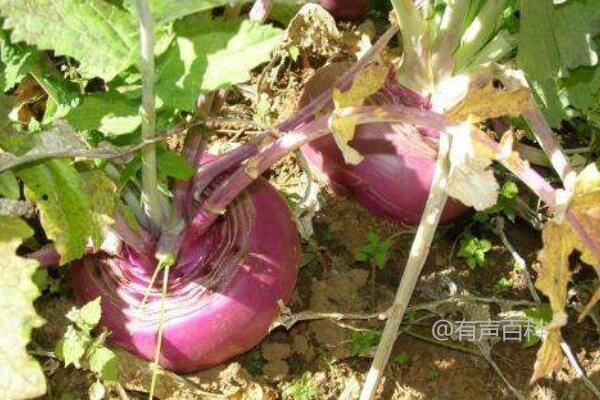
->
xmin=320 ymin=0 xmax=370 ymax=20
xmin=71 ymin=177 xmax=300 ymax=373
xmin=299 ymin=63 xmax=468 ymax=224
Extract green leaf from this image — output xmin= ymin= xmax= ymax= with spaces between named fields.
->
xmin=55 ymin=325 xmax=89 ymax=368
xmin=149 ymin=0 xmax=241 ymax=25
xmin=37 ymin=74 xmax=81 ymax=124
xmin=351 ymin=330 xmax=381 ymax=357
xmin=157 ymin=149 xmax=195 ymax=180
xmin=0 ymin=216 xmax=46 ymax=399
xmin=16 ymin=159 xmax=106 ymax=263
xmin=66 ymin=91 xmax=141 ymax=136
xmin=0 ymin=170 xmax=20 ymax=199
xmin=518 ymin=0 xmax=600 ymax=125
xmin=0 ymin=28 xmax=81 ymax=121
xmin=392 ymin=354 xmax=410 ymax=365
xmin=0 ymin=0 xmax=138 ymax=81
xmin=0 ymin=29 xmax=39 ymax=91
xmin=67 ymin=297 xmax=102 ymax=333
xmin=458 ymin=235 xmax=492 ymax=269
xmin=88 ymin=347 xmax=118 ymax=381
xmin=155 ymin=14 xmax=282 ymax=111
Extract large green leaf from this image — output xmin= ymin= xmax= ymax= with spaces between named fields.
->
xmin=518 ymin=0 xmax=600 ymax=125
xmin=155 ymin=14 xmax=282 ymax=111
xmin=0 ymin=0 xmax=138 ymax=81
xmin=17 ymin=160 xmax=105 ymax=264
xmin=0 ymin=124 xmax=116 ymax=263
xmin=149 ymin=0 xmax=242 ymax=24
xmin=0 ymin=29 xmax=81 ymax=122
xmin=66 ymin=91 xmax=141 ymax=136
xmin=0 ymin=216 xmax=46 ymax=400
xmin=0 ymin=29 xmax=40 ymax=92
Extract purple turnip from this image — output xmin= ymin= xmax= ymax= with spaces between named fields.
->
xmin=299 ymin=63 xmax=468 ymax=224
xmin=71 ymin=162 xmax=300 ymax=373
xmin=320 ymin=0 xmax=370 ymax=20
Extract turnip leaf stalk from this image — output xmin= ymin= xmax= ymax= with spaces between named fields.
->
xmin=360 ymin=132 xmax=451 ymax=400
xmin=135 ymin=0 xmax=164 ymax=231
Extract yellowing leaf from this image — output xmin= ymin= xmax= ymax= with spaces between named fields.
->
xmin=533 ymin=163 xmax=600 ymax=382
xmin=530 ymin=330 xmax=563 ymax=383
xmin=0 ymin=216 xmax=46 ymax=399
xmin=446 ymin=123 xmax=499 ymax=210
xmin=446 ymin=83 xmax=530 ymax=123
xmin=330 ymin=63 xmax=389 ymax=165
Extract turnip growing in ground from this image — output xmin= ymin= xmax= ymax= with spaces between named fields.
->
xmin=320 ymin=0 xmax=371 ymax=20
xmin=0 ymin=0 xmax=599 ymax=399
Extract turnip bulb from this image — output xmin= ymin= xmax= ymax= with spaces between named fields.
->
xmin=300 ymin=63 xmax=468 ymax=224
xmin=71 ymin=167 xmax=300 ymax=373
xmin=320 ymin=0 xmax=370 ymax=20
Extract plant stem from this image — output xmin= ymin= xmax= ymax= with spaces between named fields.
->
xmin=462 ymin=30 xmax=515 ymax=71
xmin=249 ymin=0 xmax=273 ymax=22
xmin=523 ymin=102 xmax=576 ymax=189
xmin=175 ymin=117 xmax=331 ymax=264
xmin=359 ymin=132 xmax=451 ymax=400
xmin=453 ymin=0 xmax=508 ymax=71
xmin=432 ymin=0 xmax=470 ymax=82
xmin=390 ymin=0 xmax=433 ymax=95
xmin=135 ymin=0 xmax=164 ymax=231
xmin=148 ymin=264 xmax=170 ymax=400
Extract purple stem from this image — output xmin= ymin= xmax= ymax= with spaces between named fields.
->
xmin=186 ymin=24 xmax=400 ymax=200
xmin=277 ymin=24 xmax=400 ymax=132
xmin=175 ymin=116 xmax=331 ymax=264
xmin=522 ymin=103 xmax=576 ymax=189
xmin=113 ymin=211 xmax=154 ymax=255
xmin=173 ymin=130 xmax=206 ymax=222
xmin=190 ymin=137 xmax=267 ymax=207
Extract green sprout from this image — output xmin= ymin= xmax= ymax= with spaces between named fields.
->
xmin=355 ymin=231 xmax=391 ymax=270
xmin=458 ymin=234 xmax=492 ymax=269
xmin=351 ymin=329 xmax=381 ymax=357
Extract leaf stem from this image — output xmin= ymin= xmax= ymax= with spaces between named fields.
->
xmin=148 ymin=264 xmax=170 ymax=400
xmin=359 ymin=132 xmax=451 ymax=400
xmin=523 ymin=102 xmax=576 ymax=189
xmin=390 ymin=0 xmax=433 ymax=95
xmin=432 ymin=0 xmax=470 ymax=82
xmin=135 ymin=0 xmax=164 ymax=231
xmin=453 ymin=0 xmax=508 ymax=71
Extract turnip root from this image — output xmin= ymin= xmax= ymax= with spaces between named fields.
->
xmin=299 ymin=63 xmax=468 ymax=224
xmin=71 ymin=165 xmax=299 ymax=373
xmin=320 ymin=0 xmax=370 ymax=20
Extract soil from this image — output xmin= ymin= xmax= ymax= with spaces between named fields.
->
xmin=34 ymin=189 xmax=600 ymax=400
xmin=28 ymin=9 xmax=600 ymax=400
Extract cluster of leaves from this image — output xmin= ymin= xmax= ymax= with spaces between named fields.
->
xmin=354 ymin=230 xmax=392 ymax=270
xmin=458 ymin=234 xmax=492 ymax=269
xmin=350 ymin=329 xmax=381 ymax=357
xmin=0 ymin=0 xmax=284 ymax=263
xmin=283 ymin=371 xmax=317 ymax=400
xmin=55 ymin=298 xmax=118 ymax=383
xmin=518 ymin=0 xmax=600 ymax=127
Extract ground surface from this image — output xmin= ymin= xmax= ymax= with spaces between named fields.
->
xmin=34 ymin=189 xmax=600 ymax=399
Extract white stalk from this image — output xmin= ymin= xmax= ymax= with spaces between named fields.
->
xmin=359 ymin=132 xmax=452 ymax=400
